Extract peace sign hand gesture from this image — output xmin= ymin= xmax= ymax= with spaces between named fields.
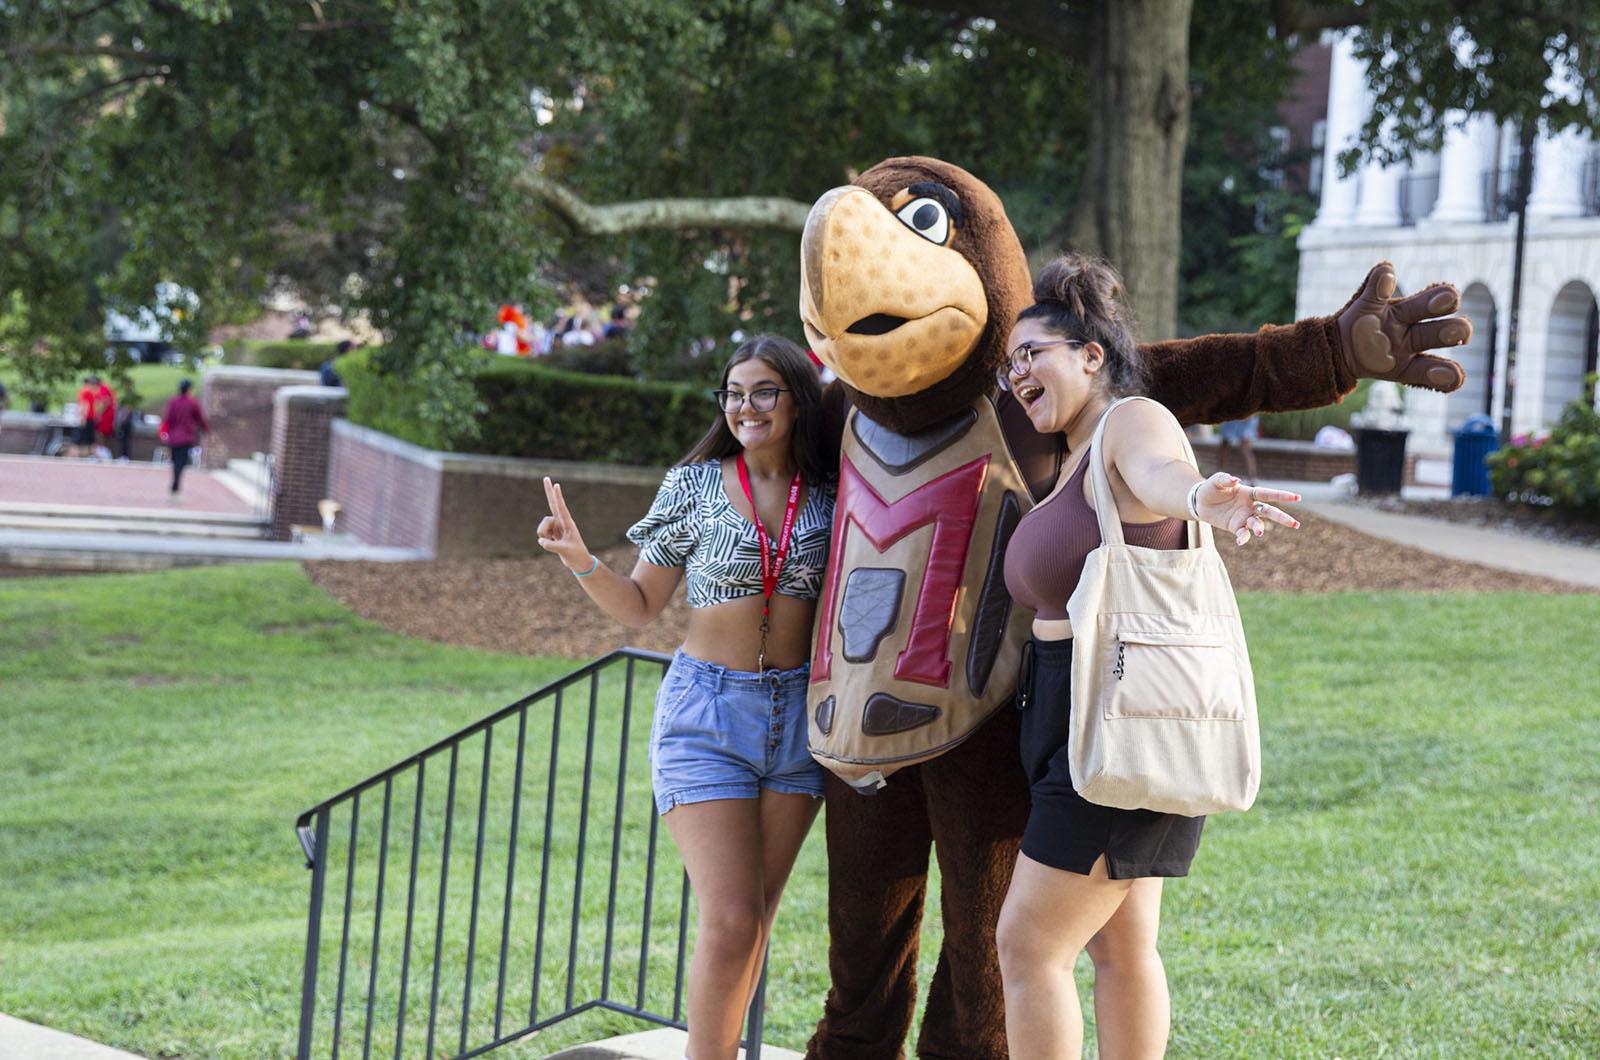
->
xmin=537 ymin=477 xmax=594 ymax=571
xmin=1193 ymin=473 xmax=1302 ymax=547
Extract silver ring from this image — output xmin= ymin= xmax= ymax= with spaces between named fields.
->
xmin=1249 ymin=485 xmax=1260 ymax=502
xmin=1253 ymin=501 xmax=1268 ymax=513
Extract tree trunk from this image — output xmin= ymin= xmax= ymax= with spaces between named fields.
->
xmin=1058 ymin=0 xmax=1192 ymax=342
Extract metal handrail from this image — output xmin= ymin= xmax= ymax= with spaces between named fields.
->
xmin=293 ymin=648 xmax=769 ymax=1059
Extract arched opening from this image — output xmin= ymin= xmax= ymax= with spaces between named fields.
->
xmin=1448 ymin=283 xmax=1496 ymax=427
xmin=1542 ymin=281 xmax=1600 ymax=429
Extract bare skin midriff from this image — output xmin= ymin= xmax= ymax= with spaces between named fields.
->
xmin=679 ymin=592 xmax=818 ymax=672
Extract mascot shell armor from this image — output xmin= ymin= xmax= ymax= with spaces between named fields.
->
xmin=798 ymin=156 xmax=1468 ymax=1058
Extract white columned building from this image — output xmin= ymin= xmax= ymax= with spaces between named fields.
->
xmin=1297 ymin=33 xmax=1600 ymax=457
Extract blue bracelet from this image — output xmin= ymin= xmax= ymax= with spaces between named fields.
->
xmin=572 ymin=554 xmax=599 ymax=578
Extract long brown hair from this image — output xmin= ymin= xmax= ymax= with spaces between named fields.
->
xmin=679 ymin=334 xmax=830 ymax=485
xmin=1016 ymin=253 xmax=1146 ymax=397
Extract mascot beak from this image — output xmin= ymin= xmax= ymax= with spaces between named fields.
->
xmin=799 ymin=185 xmax=988 ymax=398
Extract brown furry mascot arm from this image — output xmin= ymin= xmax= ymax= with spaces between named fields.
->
xmin=1142 ymin=263 xmax=1472 ymax=428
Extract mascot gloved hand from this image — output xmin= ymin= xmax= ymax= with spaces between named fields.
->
xmin=798 ymin=156 xmax=1468 ymax=1060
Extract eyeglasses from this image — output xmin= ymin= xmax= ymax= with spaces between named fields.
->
xmin=713 ymin=386 xmax=789 ymax=412
xmin=995 ymin=339 xmax=1083 ymax=392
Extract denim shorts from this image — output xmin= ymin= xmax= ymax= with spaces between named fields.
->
xmin=648 ymin=650 xmax=825 ymax=815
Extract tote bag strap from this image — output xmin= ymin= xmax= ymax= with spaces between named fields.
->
xmin=1085 ymin=396 xmax=1214 ymax=552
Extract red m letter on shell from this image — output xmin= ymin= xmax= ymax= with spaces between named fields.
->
xmin=812 ymin=454 xmax=989 ymax=687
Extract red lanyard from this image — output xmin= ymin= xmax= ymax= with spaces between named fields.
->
xmin=736 ymin=453 xmax=803 ymax=668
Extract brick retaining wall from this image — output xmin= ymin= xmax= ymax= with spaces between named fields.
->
xmin=327 ymin=420 xmax=666 ymax=558
xmin=270 ymin=387 xmax=348 ymax=541
xmin=201 ymin=366 xmax=319 ymax=469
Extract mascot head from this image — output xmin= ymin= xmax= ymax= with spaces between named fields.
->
xmin=799 ymin=156 xmax=1031 ymax=433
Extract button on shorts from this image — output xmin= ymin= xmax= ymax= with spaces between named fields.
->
xmin=648 ymin=650 xmax=825 ymax=815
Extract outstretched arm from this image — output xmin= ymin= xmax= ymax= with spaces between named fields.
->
xmin=1141 ymin=263 xmax=1473 ymax=428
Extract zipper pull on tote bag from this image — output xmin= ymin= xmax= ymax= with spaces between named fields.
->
xmin=1064 ymin=397 xmax=1261 ymax=816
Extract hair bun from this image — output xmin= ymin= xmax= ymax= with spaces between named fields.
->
xmin=1032 ymin=252 xmax=1125 ymax=322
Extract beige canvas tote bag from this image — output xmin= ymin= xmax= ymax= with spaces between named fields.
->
xmin=1064 ymin=396 xmax=1260 ymax=816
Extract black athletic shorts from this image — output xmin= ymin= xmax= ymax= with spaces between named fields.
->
xmin=1016 ymin=636 xmax=1205 ymax=879
xmin=73 ymin=423 xmax=97 ymax=446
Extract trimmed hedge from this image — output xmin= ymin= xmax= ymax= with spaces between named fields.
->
xmin=335 ymin=347 xmax=441 ymax=448
xmin=223 ymin=340 xmax=340 ymax=372
xmin=472 ymin=359 xmax=711 ymax=464
xmin=1260 ymin=378 xmax=1372 ymax=441
xmin=338 ymin=348 xmax=716 ymax=464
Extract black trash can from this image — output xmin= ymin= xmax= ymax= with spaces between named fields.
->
xmin=1450 ymin=414 xmax=1500 ymax=497
xmin=1353 ymin=427 xmax=1409 ymax=494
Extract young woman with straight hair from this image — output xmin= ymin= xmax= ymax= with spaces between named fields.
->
xmin=994 ymin=255 xmax=1301 ymax=1059
xmin=537 ymin=334 xmax=833 ymax=1060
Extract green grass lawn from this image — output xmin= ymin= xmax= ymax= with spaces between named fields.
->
xmin=1 ymin=362 xmax=202 ymax=416
xmin=1 ymin=565 xmax=1597 ymax=1058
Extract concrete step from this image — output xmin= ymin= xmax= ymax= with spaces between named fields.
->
xmin=0 ymin=512 xmax=269 ymax=540
xmin=226 ymin=455 xmax=274 ymax=491
xmin=211 ymin=456 xmax=273 ymax=510
xmin=0 ymin=528 xmax=428 ymax=572
xmin=0 ymin=500 xmax=265 ymax=529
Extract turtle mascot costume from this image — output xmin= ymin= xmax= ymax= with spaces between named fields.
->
xmin=797 ymin=156 xmax=1469 ymax=1059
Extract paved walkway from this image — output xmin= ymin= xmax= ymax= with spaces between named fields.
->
xmin=0 ymin=454 xmax=251 ymax=514
xmin=545 ymin=1027 xmax=801 ymax=1060
xmin=1264 ymin=478 xmax=1600 ymax=589
xmin=0 ymin=1013 xmax=144 ymax=1059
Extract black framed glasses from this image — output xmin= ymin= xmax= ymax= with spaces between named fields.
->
xmin=995 ymin=339 xmax=1083 ymax=392
xmin=713 ymin=386 xmax=789 ymax=412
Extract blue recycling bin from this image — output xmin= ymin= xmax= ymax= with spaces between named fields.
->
xmin=1450 ymin=414 xmax=1500 ymax=497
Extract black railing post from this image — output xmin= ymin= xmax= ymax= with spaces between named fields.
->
xmin=332 ymin=793 xmax=361 ymax=1059
xmin=567 ymin=673 xmax=602 ymax=1010
xmin=744 ymin=961 xmax=769 ymax=1060
xmin=362 ymin=778 xmax=392 ymax=1060
xmin=494 ymin=707 xmax=528 ymax=1039
xmin=296 ymin=807 xmax=331 ymax=1060
xmin=530 ymin=687 xmax=564 ymax=1024
xmin=424 ymin=744 xmax=460 ymax=1059
xmin=461 ymin=729 xmax=495 ymax=1054
xmin=601 ymin=657 xmax=635 ymax=999
xmin=394 ymin=761 xmax=425 ymax=1059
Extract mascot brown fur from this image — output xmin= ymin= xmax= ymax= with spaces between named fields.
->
xmin=798 ymin=156 xmax=1469 ymax=1059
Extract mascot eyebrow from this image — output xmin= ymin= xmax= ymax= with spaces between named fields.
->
xmin=901 ymin=182 xmax=964 ymax=229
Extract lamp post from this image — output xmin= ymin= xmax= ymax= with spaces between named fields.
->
xmin=1500 ymin=121 xmax=1536 ymax=445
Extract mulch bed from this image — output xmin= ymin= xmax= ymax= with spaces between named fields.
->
xmin=305 ymin=514 xmax=1591 ymax=661
xmin=1351 ymin=493 xmax=1600 ymax=550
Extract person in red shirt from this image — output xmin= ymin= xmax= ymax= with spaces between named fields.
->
xmin=94 ymin=378 xmax=117 ymax=460
xmin=65 ymin=376 xmax=99 ymax=457
xmin=159 ymin=379 xmax=209 ymax=500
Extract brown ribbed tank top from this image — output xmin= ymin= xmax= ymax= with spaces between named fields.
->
xmin=1003 ymin=447 xmax=1187 ymax=621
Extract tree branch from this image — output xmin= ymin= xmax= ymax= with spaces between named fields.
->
xmin=516 ymin=171 xmax=810 ymax=235
xmin=62 ymin=67 xmax=169 ymax=109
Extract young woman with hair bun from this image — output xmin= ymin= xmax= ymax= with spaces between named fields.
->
xmin=993 ymin=254 xmax=1302 ymax=1059
xmin=537 ymin=334 xmax=833 ymax=1059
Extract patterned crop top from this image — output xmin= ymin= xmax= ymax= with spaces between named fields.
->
xmin=626 ymin=460 xmax=837 ymax=609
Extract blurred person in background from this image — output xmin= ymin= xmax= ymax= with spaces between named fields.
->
xmin=159 ymin=379 xmax=209 ymax=502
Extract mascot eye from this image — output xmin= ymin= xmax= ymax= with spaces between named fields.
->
xmin=895 ymin=197 xmax=951 ymax=245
